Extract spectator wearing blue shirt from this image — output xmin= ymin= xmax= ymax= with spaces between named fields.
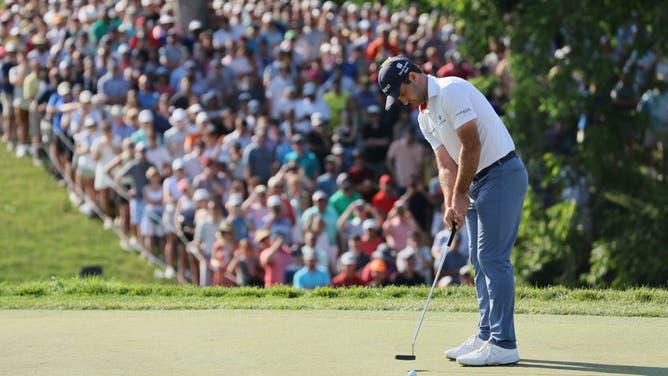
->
xmin=96 ymin=59 xmax=129 ymax=105
xmin=137 ymin=74 xmax=159 ymax=110
xmin=261 ymin=195 xmax=294 ymax=244
xmin=282 ymin=134 xmax=321 ymax=180
xmin=315 ymin=155 xmax=339 ymax=198
xmin=109 ymin=105 xmax=135 ymax=140
xmin=301 ymin=190 xmax=339 ymax=245
xmin=293 ymin=246 xmax=331 ymax=289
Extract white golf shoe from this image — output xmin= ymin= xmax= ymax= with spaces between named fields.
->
xmin=456 ymin=341 xmax=519 ymax=366
xmin=444 ymin=334 xmax=486 ymax=360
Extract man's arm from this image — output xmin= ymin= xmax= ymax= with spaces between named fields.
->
xmin=434 ymin=145 xmax=458 ymax=224
xmin=451 ymin=120 xmax=480 ymax=223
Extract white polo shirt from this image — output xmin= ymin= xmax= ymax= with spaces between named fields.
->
xmin=418 ymin=76 xmax=515 ymax=174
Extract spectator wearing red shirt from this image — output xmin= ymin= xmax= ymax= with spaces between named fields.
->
xmin=360 ymin=219 xmax=383 ymax=257
xmin=332 ymin=252 xmax=365 ymax=287
xmin=347 ymin=150 xmax=376 ymax=201
xmin=372 ymin=174 xmax=398 ymax=216
xmin=366 ymin=25 xmax=400 ymax=62
xmin=258 ymin=230 xmax=294 ymax=287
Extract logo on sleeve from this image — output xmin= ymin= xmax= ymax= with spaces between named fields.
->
xmin=455 ymin=108 xmax=472 ymax=117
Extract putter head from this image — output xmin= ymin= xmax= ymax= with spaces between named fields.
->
xmin=395 ymin=354 xmax=416 ymax=361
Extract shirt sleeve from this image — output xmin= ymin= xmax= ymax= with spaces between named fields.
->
xmin=442 ymin=84 xmax=478 ymax=129
xmin=417 ymin=113 xmax=442 ymax=150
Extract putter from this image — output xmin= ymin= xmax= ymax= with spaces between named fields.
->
xmin=395 ymin=223 xmax=458 ymax=361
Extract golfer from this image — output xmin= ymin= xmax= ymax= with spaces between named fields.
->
xmin=378 ymin=57 xmax=527 ymax=366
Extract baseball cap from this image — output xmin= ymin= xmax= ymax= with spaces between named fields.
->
xmin=301 ymin=246 xmax=316 ymax=260
xmin=340 ymin=251 xmax=356 ymax=266
xmin=57 ymin=82 xmax=71 ymax=96
xmin=267 ymin=195 xmax=282 ymax=207
xmin=369 ymin=259 xmax=387 ymax=273
xmin=170 ymin=108 xmax=187 ymax=124
xmin=193 ymin=188 xmax=210 ymax=201
xmin=84 ymin=117 xmax=96 ymax=128
xmin=195 ymin=112 xmax=210 ymax=124
xmin=187 ymin=103 xmax=203 ymax=115
xmin=377 ymin=56 xmax=417 ymax=110
xmin=362 ymin=219 xmax=378 ymax=231
xmin=135 ymin=141 xmax=147 ymax=152
xmin=138 ymin=109 xmax=154 ymax=123
xmin=228 ymin=193 xmax=244 ymax=206
xmin=336 ymin=173 xmax=350 ymax=187
xmin=172 ymin=158 xmax=184 ymax=170
xmin=79 ymin=90 xmax=93 ymax=103
xmin=312 ymin=190 xmax=327 ymax=202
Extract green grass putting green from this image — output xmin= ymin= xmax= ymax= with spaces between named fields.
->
xmin=2 ymin=279 xmax=668 ymax=318
xmin=0 ymin=148 xmax=158 ymax=283
xmin=1 ymin=310 xmax=666 ymax=376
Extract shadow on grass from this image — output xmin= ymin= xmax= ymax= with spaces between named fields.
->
xmin=517 ymin=359 xmax=668 ymax=375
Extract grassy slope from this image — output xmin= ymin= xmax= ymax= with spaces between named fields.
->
xmin=0 ymin=148 xmax=157 ymax=283
xmin=1 ymin=278 xmax=667 ymax=317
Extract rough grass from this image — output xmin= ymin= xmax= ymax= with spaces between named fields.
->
xmin=0 ymin=147 xmax=159 ymax=283
xmin=1 ymin=278 xmax=667 ymax=317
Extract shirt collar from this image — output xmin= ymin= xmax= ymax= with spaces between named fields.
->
xmin=420 ymin=75 xmax=440 ymax=113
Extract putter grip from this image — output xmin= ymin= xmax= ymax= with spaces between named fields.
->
xmin=446 ymin=223 xmax=458 ymax=247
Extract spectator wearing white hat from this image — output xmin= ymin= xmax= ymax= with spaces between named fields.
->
xmin=328 ymin=173 xmax=363 ymax=218
xmin=331 ymin=251 xmax=365 ymax=287
xmin=163 ymin=108 xmax=191 ymax=158
xmin=260 ymin=194 xmax=294 ymax=245
xmin=225 ymin=193 xmax=253 ymax=243
xmin=392 ymin=247 xmax=426 ymax=286
xmin=305 ymin=112 xmax=331 ymax=163
xmin=73 ymin=116 xmax=99 ymax=212
xmin=337 ymin=198 xmax=384 ymax=242
xmin=266 ymin=61 xmax=295 ymax=119
xmin=131 ymin=109 xmax=154 ymax=146
xmin=360 ymin=218 xmax=383 ymax=257
xmin=1 ymin=42 xmax=18 ymax=149
xmin=189 ymin=188 xmax=224 ymax=286
xmin=145 ymin=131 xmax=171 ymax=175
xmin=242 ymin=127 xmax=275 ymax=183
xmin=301 ymin=190 xmax=339 ymax=246
xmin=97 ymin=58 xmax=129 ymax=105
xmin=161 ymin=158 xmax=187 ymax=279
xmin=70 ymin=90 xmax=103 ymax=136
xmin=293 ymin=246 xmax=331 ymax=289
xmin=115 ymin=141 xmax=156 ymax=250
xmin=92 ymin=121 xmax=121 ymax=226
xmin=294 ymin=81 xmax=330 ymax=134
xmin=8 ymin=50 xmax=30 ymax=159
xmin=108 ymin=105 xmax=134 ymax=140
xmin=140 ymin=166 xmax=165 ymax=259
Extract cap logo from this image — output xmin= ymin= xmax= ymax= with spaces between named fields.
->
xmin=396 ymin=63 xmax=403 ymax=69
xmin=382 ymin=84 xmax=391 ymax=94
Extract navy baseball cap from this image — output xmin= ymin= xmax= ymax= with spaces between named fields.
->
xmin=378 ymin=56 xmax=416 ymax=110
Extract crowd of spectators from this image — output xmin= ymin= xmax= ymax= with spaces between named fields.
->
xmin=0 ymin=0 xmax=516 ymax=287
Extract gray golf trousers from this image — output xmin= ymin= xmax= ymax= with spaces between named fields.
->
xmin=467 ymin=155 xmax=528 ymax=350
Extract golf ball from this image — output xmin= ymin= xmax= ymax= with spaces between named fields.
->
xmin=407 ymin=370 xmax=417 ymax=376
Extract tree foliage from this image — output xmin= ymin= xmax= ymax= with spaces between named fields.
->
xmin=437 ymin=0 xmax=668 ymax=287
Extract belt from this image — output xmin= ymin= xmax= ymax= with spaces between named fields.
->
xmin=474 ymin=151 xmax=517 ymax=181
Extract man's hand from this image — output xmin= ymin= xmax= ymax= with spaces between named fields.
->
xmin=444 ymin=193 xmax=469 ymax=229
xmin=452 ymin=192 xmax=470 ymax=222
